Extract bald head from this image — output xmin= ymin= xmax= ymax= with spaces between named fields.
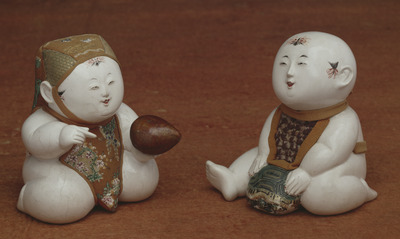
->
xmin=284 ymin=31 xmax=356 ymax=77
xmin=272 ymin=32 xmax=357 ymax=110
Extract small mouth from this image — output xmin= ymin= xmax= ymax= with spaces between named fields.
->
xmin=287 ymin=82 xmax=294 ymax=88
xmin=102 ymin=98 xmax=111 ymax=105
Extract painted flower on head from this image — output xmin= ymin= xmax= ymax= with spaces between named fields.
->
xmin=327 ymin=62 xmax=339 ymax=79
xmin=288 ymin=37 xmax=308 ymax=46
xmin=87 ymin=57 xmax=105 ymax=66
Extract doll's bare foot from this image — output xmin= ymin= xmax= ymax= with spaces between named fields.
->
xmin=361 ymin=179 xmax=378 ymax=201
xmin=206 ymin=161 xmax=238 ymax=201
xmin=17 ymin=185 xmax=26 ymax=212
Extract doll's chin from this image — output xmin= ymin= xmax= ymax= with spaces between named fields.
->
xmin=99 ymin=104 xmax=120 ymax=117
xmin=277 ymin=94 xmax=338 ymax=110
xmin=285 ymin=100 xmax=343 ymax=111
xmin=98 ymin=111 xmax=117 ymax=119
xmin=279 ymin=98 xmax=318 ymax=111
xmin=76 ymin=110 xmax=117 ymax=123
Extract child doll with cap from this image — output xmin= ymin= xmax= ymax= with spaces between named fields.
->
xmin=18 ymin=34 xmax=180 ymax=223
xmin=206 ymin=31 xmax=377 ymax=215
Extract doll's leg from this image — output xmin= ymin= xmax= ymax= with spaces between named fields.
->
xmin=119 ymin=150 xmax=159 ymax=202
xmin=301 ymin=175 xmax=377 ymax=215
xmin=17 ymin=165 xmax=94 ymax=224
xmin=206 ymin=147 xmax=258 ymax=201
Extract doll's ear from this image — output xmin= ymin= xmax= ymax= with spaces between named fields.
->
xmin=40 ymin=81 xmax=54 ymax=104
xmin=336 ymin=66 xmax=354 ymax=89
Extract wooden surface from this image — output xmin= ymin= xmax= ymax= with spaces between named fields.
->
xmin=1 ymin=0 xmax=399 ymax=238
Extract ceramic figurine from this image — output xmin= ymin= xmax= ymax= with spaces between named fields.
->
xmin=17 ymin=34 xmax=181 ymax=223
xmin=206 ymin=31 xmax=377 ymax=215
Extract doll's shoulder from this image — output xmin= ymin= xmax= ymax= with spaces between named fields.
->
xmin=322 ymin=106 xmax=361 ymax=139
xmin=22 ymin=108 xmax=60 ymax=133
xmin=263 ymin=107 xmax=279 ymax=127
xmin=330 ymin=106 xmax=360 ymax=125
xmin=115 ymin=103 xmax=139 ymax=128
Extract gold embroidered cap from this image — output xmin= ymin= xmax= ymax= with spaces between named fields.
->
xmin=33 ymin=34 xmax=119 ymax=110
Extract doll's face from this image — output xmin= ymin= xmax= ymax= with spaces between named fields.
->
xmin=272 ymin=34 xmax=350 ymax=110
xmin=58 ymin=57 xmax=124 ymax=122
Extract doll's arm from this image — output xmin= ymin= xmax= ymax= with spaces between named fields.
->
xmin=248 ymin=107 xmax=277 ymax=176
xmin=299 ymin=108 xmax=359 ymax=177
xmin=285 ymin=109 xmax=359 ymax=196
xmin=22 ymin=109 xmax=96 ymax=159
xmin=116 ymin=103 xmax=154 ymax=162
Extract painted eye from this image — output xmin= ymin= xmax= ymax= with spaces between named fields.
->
xmin=90 ymin=85 xmax=100 ymax=90
xmin=280 ymin=62 xmax=287 ymax=66
xmin=106 ymin=73 xmax=114 ymax=85
xmin=298 ymin=62 xmax=307 ymax=66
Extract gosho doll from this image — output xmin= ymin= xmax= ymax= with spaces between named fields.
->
xmin=206 ymin=31 xmax=377 ymax=215
xmin=17 ymin=34 xmax=180 ymax=223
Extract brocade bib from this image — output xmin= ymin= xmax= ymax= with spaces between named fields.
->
xmin=267 ymin=108 xmax=328 ymax=170
xmin=58 ymin=115 xmax=123 ymax=212
xmin=266 ymin=101 xmax=354 ymax=170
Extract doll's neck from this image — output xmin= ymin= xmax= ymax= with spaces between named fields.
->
xmin=280 ymin=101 xmax=348 ymax=121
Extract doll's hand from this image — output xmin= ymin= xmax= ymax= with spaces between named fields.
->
xmin=285 ymin=168 xmax=311 ymax=196
xmin=248 ymin=155 xmax=267 ymax=177
xmin=59 ymin=125 xmax=97 ymax=149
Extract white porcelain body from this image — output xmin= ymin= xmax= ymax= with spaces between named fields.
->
xmin=18 ymin=57 xmax=159 ymax=223
xmin=206 ymin=31 xmax=377 ymax=215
